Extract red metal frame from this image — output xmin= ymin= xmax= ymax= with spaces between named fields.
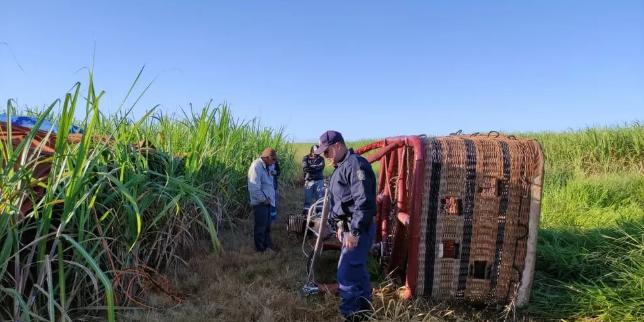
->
xmin=356 ymin=135 xmax=425 ymax=299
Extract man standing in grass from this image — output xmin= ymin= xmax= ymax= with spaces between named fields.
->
xmin=247 ymin=147 xmax=278 ymax=252
xmin=315 ymin=130 xmax=376 ymax=321
xmin=302 ymin=144 xmax=325 ymax=214
xmin=269 ymin=159 xmax=280 ymax=221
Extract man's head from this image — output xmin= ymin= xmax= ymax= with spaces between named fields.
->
xmin=260 ymin=147 xmax=277 ymax=166
xmin=314 ymin=130 xmax=347 ymax=165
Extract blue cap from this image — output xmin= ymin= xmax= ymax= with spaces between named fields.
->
xmin=314 ymin=130 xmax=344 ymax=154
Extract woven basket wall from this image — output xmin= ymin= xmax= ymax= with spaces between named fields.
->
xmin=415 ymin=134 xmax=544 ymax=304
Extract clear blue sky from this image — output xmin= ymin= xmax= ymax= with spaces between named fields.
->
xmin=1 ymin=1 xmax=643 ymax=142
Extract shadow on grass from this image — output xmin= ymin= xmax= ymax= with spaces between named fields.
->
xmin=530 ymin=217 xmax=644 ymax=320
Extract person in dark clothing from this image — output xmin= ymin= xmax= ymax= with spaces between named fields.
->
xmin=302 ymin=144 xmax=325 ymax=214
xmin=314 ymin=130 xmax=376 ymax=321
xmin=269 ymin=159 xmax=280 ymax=221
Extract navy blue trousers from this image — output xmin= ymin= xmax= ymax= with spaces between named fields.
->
xmin=337 ymin=223 xmax=375 ymax=317
xmin=253 ymin=204 xmax=272 ymax=251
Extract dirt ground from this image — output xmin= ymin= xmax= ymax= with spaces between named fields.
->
xmin=122 ymin=184 xmax=501 ymax=322
xmin=121 ymin=184 xmax=347 ymax=321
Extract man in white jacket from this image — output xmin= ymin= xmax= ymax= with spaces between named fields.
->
xmin=247 ymin=147 xmax=278 ymax=252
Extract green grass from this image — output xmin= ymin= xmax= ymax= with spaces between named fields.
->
xmin=529 ymin=126 xmax=644 ymax=321
xmin=0 ymin=75 xmax=295 ymax=321
xmin=293 ymin=140 xmax=380 ymax=179
xmin=529 ymin=158 xmax=644 ymax=321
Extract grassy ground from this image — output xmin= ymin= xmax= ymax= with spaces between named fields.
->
xmin=527 ymin=125 xmax=643 ymax=321
xmin=123 ymin=183 xmax=502 ymax=322
xmin=128 ymin=125 xmax=642 ymax=321
xmin=122 ymin=184 xmax=345 ymax=322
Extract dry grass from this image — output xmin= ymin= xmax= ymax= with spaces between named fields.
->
xmin=122 ymin=184 xmax=524 ymax=322
xmin=122 ymin=184 xmax=342 ymax=322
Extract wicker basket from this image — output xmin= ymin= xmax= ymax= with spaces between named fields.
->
xmin=415 ymin=133 xmax=543 ymax=305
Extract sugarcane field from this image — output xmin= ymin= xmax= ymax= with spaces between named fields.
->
xmin=2 ymin=2 xmax=643 ymax=322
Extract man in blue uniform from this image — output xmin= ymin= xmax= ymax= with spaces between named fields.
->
xmin=314 ymin=130 xmax=376 ymax=321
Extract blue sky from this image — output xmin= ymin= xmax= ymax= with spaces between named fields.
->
xmin=1 ymin=1 xmax=642 ymax=142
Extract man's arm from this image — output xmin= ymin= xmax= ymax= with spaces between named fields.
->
xmin=310 ymin=156 xmax=325 ymax=172
xmin=348 ymin=159 xmax=377 ymax=234
xmin=326 ymin=173 xmax=342 ymax=230
xmin=302 ymin=157 xmax=311 ymax=173
xmin=327 ymin=197 xmax=342 ymax=232
xmin=248 ymin=162 xmax=268 ymax=203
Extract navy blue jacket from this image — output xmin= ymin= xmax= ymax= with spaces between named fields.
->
xmin=328 ymin=149 xmax=377 ymax=234
xmin=302 ymin=155 xmax=325 ymax=181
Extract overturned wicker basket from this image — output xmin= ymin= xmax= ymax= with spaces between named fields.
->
xmin=356 ymin=132 xmax=544 ymax=307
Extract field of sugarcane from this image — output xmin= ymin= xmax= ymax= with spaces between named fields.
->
xmin=0 ymin=76 xmax=296 ymax=321
xmin=527 ymin=125 xmax=643 ymax=321
xmin=2 ymin=74 xmax=642 ymax=321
